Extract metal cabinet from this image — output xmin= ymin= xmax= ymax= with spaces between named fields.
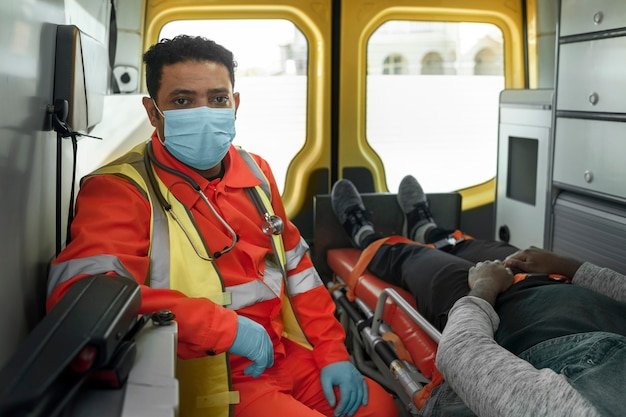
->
xmin=560 ymin=0 xmax=626 ymax=37
xmin=557 ymin=36 xmax=626 ymax=113
xmin=550 ymin=0 xmax=626 ymax=273
xmin=553 ymin=118 xmax=626 ymax=199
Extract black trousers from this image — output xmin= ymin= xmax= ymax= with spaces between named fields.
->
xmin=363 ymin=232 xmax=518 ymax=331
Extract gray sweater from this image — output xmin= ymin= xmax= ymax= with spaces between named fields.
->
xmin=435 ymin=263 xmax=626 ymax=417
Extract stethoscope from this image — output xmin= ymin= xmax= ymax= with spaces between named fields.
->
xmin=144 ymin=142 xmax=284 ymax=261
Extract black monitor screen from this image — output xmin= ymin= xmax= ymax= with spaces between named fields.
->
xmin=506 ymin=136 xmax=538 ymax=205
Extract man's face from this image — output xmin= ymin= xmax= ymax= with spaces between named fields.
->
xmin=142 ymin=60 xmax=240 ymax=141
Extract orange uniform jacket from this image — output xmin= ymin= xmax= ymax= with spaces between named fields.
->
xmin=48 ymin=133 xmax=350 ymax=369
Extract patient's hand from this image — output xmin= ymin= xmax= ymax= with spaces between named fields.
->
xmin=504 ymin=246 xmax=582 ymax=278
xmin=467 ymin=260 xmax=514 ymax=305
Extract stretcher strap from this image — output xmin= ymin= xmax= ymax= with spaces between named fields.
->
xmin=381 ymin=331 xmax=413 ymax=362
xmin=382 ymin=329 xmax=445 ymax=409
xmin=327 ymin=281 xmax=346 ymax=294
xmin=346 ymin=236 xmax=415 ymax=301
xmin=433 ymin=229 xmax=472 ymax=249
xmin=345 ymin=231 xmax=473 ymax=301
xmin=413 ymin=369 xmax=444 ymax=410
xmin=513 ymin=272 xmax=571 ymax=284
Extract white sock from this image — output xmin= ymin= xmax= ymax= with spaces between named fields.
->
xmin=354 ymin=225 xmax=375 ymax=247
xmin=413 ymin=223 xmax=436 ymax=244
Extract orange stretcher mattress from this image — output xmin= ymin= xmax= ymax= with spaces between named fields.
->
xmin=327 ymin=247 xmax=438 ymax=379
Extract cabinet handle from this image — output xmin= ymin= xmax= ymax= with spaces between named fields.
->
xmin=589 ymin=92 xmax=599 ymax=105
xmin=593 ymin=11 xmax=604 ymax=25
xmin=584 ymin=170 xmax=594 ymax=183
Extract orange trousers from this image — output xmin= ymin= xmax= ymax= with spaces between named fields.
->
xmin=231 ymin=339 xmax=398 ymax=417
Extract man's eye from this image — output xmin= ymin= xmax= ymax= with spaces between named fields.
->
xmin=174 ymin=98 xmax=191 ymax=105
xmin=213 ymin=96 xmax=230 ymax=105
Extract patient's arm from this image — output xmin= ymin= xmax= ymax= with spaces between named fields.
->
xmin=504 ymin=247 xmax=626 ymax=302
xmin=504 ymin=246 xmax=582 ymax=278
xmin=572 ymin=263 xmax=626 ymax=303
xmin=436 ymin=296 xmax=600 ymax=417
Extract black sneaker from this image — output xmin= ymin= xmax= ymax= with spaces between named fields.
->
xmin=331 ymin=179 xmax=375 ymax=247
xmin=397 ymin=175 xmax=436 ymax=243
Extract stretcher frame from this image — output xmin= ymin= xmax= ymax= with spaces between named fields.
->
xmin=312 ymin=192 xmax=461 ymax=415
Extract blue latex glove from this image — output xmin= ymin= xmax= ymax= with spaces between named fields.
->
xmin=228 ymin=315 xmax=274 ymax=378
xmin=320 ymin=361 xmax=368 ymax=417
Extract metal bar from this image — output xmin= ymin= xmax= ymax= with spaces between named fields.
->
xmin=371 ymin=288 xmax=442 ymax=345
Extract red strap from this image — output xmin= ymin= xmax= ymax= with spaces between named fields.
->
xmin=514 ymin=272 xmax=571 ymax=284
xmin=346 ymin=230 xmax=473 ymax=301
xmin=345 ymin=231 xmax=473 ymax=300
xmin=346 ymin=236 xmax=416 ymax=300
xmin=450 ymin=229 xmax=472 ymax=242
xmin=381 ymin=331 xmax=413 ymax=362
xmin=413 ymin=368 xmax=444 ymax=409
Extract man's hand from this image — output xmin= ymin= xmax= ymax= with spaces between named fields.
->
xmin=228 ymin=315 xmax=274 ymax=378
xmin=320 ymin=361 xmax=368 ymax=417
xmin=504 ymin=246 xmax=582 ymax=278
xmin=468 ymin=260 xmax=514 ymax=305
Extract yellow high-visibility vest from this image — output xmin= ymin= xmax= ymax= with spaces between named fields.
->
xmin=88 ymin=142 xmax=311 ymax=417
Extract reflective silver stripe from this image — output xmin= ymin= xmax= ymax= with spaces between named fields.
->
xmin=84 ymin=148 xmax=172 ymax=289
xmin=226 ymin=280 xmax=280 ymax=310
xmin=148 ymin=201 xmax=171 ymax=288
xmin=237 ymin=148 xmax=270 ymax=199
xmin=283 ymin=237 xmax=322 ymax=295
xmin=126 ymin=150 xmax=172 ymax=288
xmin=285 ymin=237 xmax=310 ymax=271
xmin=48 ymin=254 xmax=133 ymax=296
xmin=140 ymin=170 xmax=171 ymax=288
xmin=286 ymin=267 xmax=323 ymax=296
xmin=263 ymin=262 xmax=285 ymax=297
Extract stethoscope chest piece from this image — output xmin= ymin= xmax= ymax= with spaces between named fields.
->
xmin=262 ymin=213 xmax=284 ymax=236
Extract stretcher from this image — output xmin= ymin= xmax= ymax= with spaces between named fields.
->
xmin=313 ymin=192 xmax=462 ymax=415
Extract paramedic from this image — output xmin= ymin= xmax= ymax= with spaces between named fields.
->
xmin=46 ymin=35 xmax=397 ymax=417
xmin=331 ymin=176 xmax=626 ymax=417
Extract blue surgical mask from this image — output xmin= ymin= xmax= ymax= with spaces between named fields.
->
xmin=155 ymin=103 xmax=236 ymax=170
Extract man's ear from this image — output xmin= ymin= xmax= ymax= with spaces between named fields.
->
xmin=142 ymin=96 xmax=159 ymax=127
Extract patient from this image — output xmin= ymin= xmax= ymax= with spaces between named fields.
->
xmin=331 ymin=176 xmax=626 ymax=417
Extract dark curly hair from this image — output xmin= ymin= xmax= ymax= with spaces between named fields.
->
xmin=143 ymin=35 xmax=238 ymax=99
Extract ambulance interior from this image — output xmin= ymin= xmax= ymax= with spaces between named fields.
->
xmin=1 ymin=0 xmax=626 ymax=415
